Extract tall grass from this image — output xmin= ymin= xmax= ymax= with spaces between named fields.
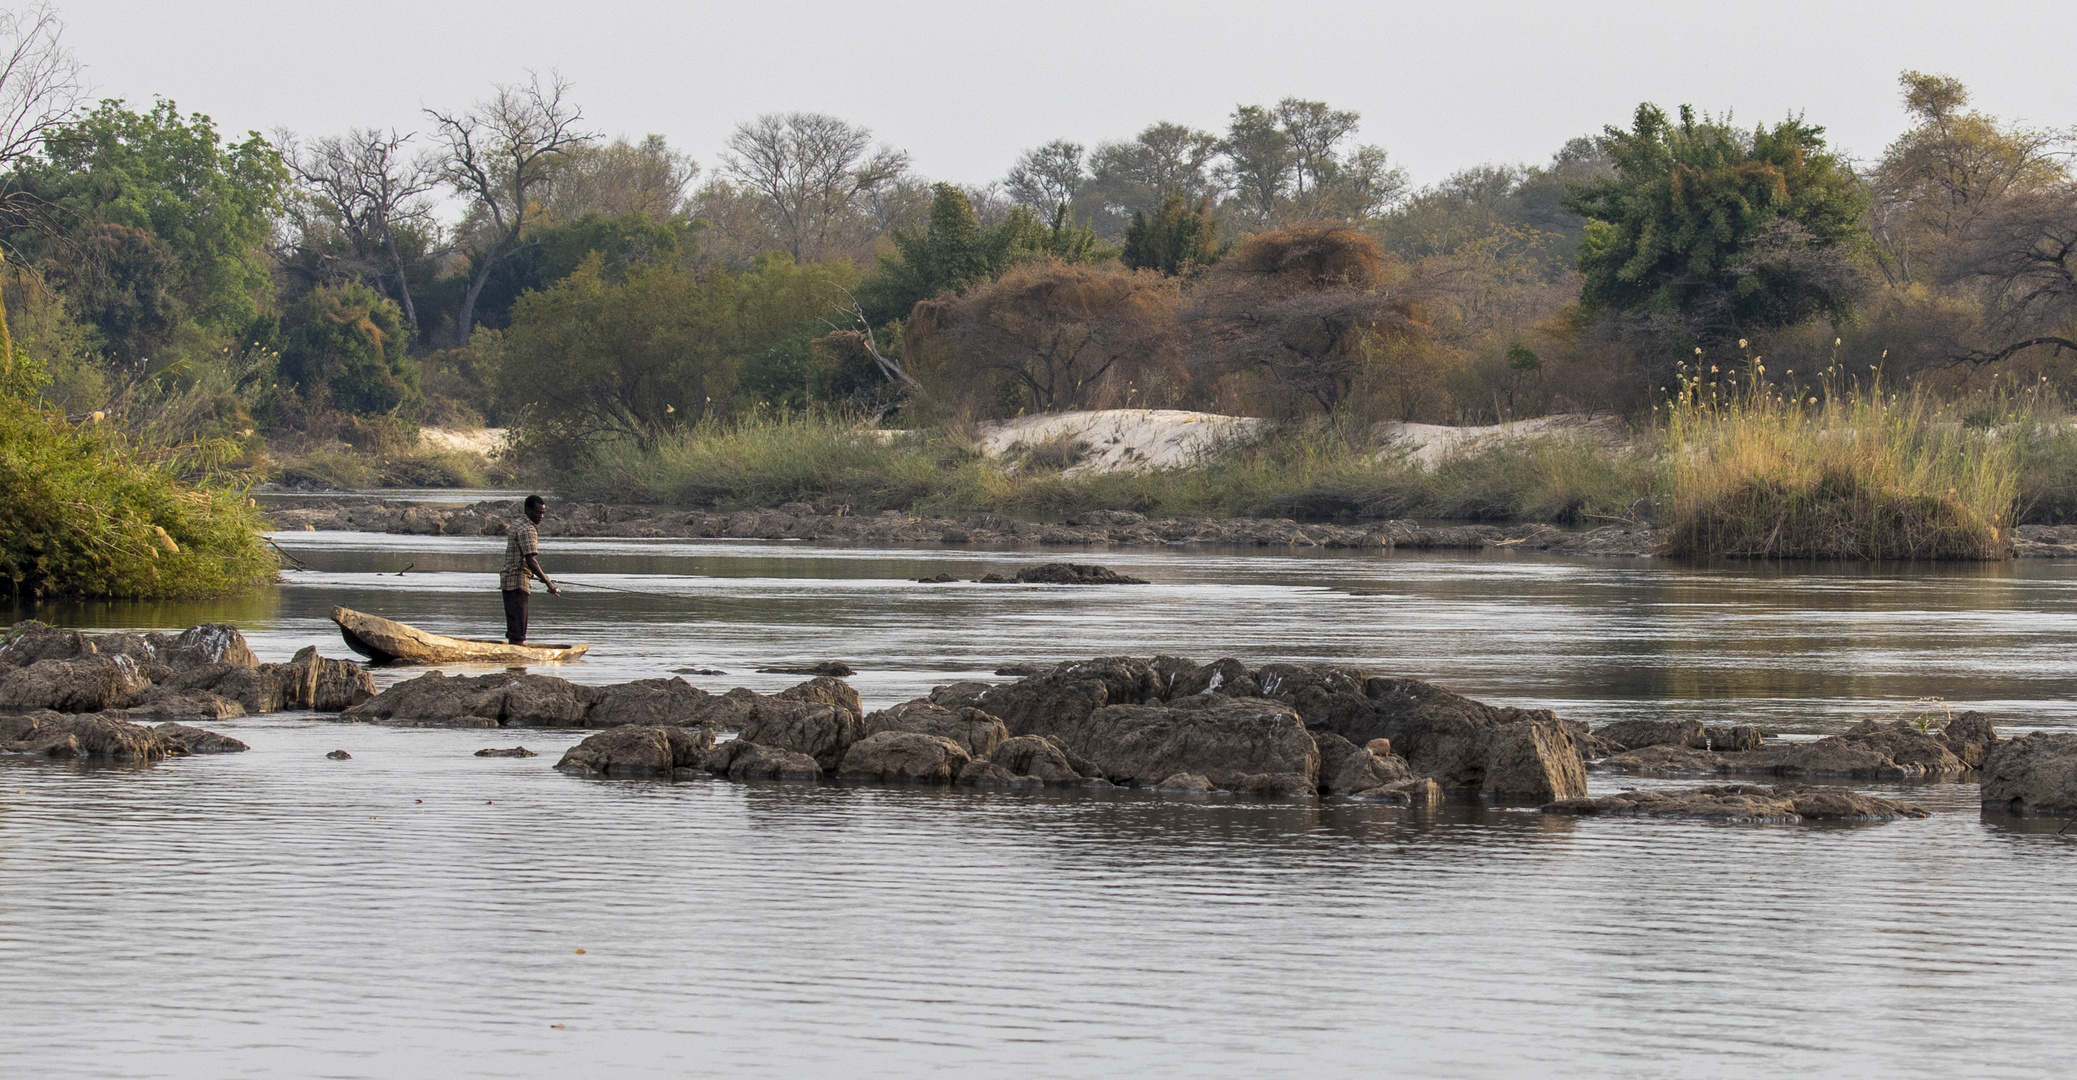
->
xmin=1659 ymin=357 xmax=2017 ymax=560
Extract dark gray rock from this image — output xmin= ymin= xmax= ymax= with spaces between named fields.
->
xmin=1349 ymin=776 xmax=1443 ymax=805
xmin=268 ymin=647 xmax=376 ymax=712
xmin=1980 ymin=732 xmax=2077 ymax=814
xmin=153 ymin=722 xmax=248 ymax=754
xmin=986 ymin=734 xmax=1085 ymax=783
xmin=859 ymin=700 xmax=1007 ymax=758
xmin=326 ymin=749 xmax=352 ymax=760
xmin=838 ymin=731 xmax=972 ymax=783
xmin=113 ymin=688 xmax=246 ymax=720
xmin=1153 ymin=772 xmax=1215 ymax=792
xmin=701 ymin=739 xmax=823 ymax=781
xmin=1594 ymin=719 xmax=1706 ymax=752
xmin=756 ymin=661 xmax=856 ymax=677
xmin=1314 ymin=731 xmax=1414 ymax=795
xmin=1938 ymin=711 xmax=2000 ymax=769
xmin=342 ymin=671 xmax=513 ymax=727
xmin=146 ymin=624 xmax=259 ymax=669
xmin=474 ymin=746 xmax=538 ymax=758
xmin=735 ymin=699 xmax=861 ymax=771
xmin=0 ymin=711 xmax=167 ymax=760
xmin=1012 ymin=563 xmax=1149 ymax=585
xmin=774 ymin=676 xmax=863 ymax=716
xmin=0 ymin=655 xmax=153 ymax=713
xmin=555 ymin=724 xmax=715 ymax=777
xmin=584 ymin=677 xmax=718 ymax=728
xmin=1047 ymin=697 xmax=1319 ymax=795
xmin=161 ymin=663 xmax=286 ymax=713
xmin=1543 ymin=784 xmax=1928 ymax=822
xmin=956 ymin=759 xmax=1046 ymax=787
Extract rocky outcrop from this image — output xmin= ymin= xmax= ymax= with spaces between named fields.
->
xmin=859 ymin=701 xmax=1007 ymax=758
xmin=1936 ymin=712 xmax=2000 ymax=768
xmin=554 ymin=725 xmax=715 ymax=777
xmin=1543 ymin=784 xmax=1929 ymax=822
xmin=838 ymin=731 xmax=972 ymax=783
xmin=701 ymin=739 xmax=824 ymax=781
xmin=1980 ymin=732 xmax=2077 ymax=815
xmin=774 ymin=675 xmax=864 ymax=715
xmin=0 ymin=655 xmax=152 ymax=713
xmin=153 ymin=723 xmax=249 ymax=754
xmin=159 ymin=663 xmax=286 ymax=713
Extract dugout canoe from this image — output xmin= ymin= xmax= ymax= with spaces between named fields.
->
xmin=331 ymin=606 xmax=590 ymax=665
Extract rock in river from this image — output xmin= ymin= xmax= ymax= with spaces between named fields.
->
xmin=1 ymin=711 xmax=170 ymax=761
xmin=0 ymin=655 xmax=153 ymax=713
xmin=153 ymin=723 xmax=249 ymax=754
xmin=1543 ymin=784 xmax=1929 ymax=823
xmin=701 ymin=740 xmax=823 ymax=781
xmin=838 ymin=731 xmax=972 ymax=783
xmin=555 ymin=725 xmax=716 ymax=777
xmin=1980 ymin=732 xmax=2077 ymax=815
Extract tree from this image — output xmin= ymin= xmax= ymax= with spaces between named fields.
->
xmin=1081 ymin=122 xmax=1220 ymax=235
xmin=1275 ymin=98 xmax=1360 ymax=197
xmin=1870 ymin=71 xmax=2069 ymax=287
xmin=859 ymin=184 xmax=1099 ymax=325
xmin=0 ymin=2 xmax=81 ymax=370
xmin=1562 ymin=103 xmax=1870 ymax=344
xmin=10 ymin=98 xmax=287 ymax=365
xmin=277 ymin=282 xmax=418 ymax=415
xmin=286 ymin=128 xmax=439 ymax=334
xmin=1006 ymin=139 xmax=1084 ymax=221
xmin=1949 ymin=182 xmax=2077 ymax=364
xmin=426 ymin=72 xmax=595 ymax=345
xmin=1122 ymin=193 xmax=1220 ymax=275
xmin=1219 ymin=105 xmax=1291 ymax=219
xmin=1189 ymin=224 xmax=1432 ymax=412
xmin=536 ymin=134 xmax=697 ymax=225
xmin=721 ymin=112 xmax=909 ymax=263
xmin=909 ymin=261 xmax=1182 ymax=413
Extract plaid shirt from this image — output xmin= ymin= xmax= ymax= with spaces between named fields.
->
xmin=501 ymin=518 xmax=539 ymax=592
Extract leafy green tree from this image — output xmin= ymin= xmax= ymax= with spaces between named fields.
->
xmin=277 ymin=282 xmax=419 ymax=416
xmin=1122 ymin=194 xmax=1221 ymax=275
xmin=859 ymin=184 xmax=1100 ymax=324
xmin=7 ymin=98 xmax=288 ymax=361
xmin=1563 ymin=104 xmax=1869 ymax=342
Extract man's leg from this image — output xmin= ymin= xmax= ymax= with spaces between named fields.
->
xmin=503 ymin=589 xmax=529 ymax=644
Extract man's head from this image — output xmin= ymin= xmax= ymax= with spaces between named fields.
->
xmin=524 ymin=494 xmax=546 ymax=524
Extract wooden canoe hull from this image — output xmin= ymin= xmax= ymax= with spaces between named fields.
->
xmin=331 ymin=606 xmax=590 ymax=665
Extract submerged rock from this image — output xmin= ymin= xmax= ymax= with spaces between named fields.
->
xmin=1980 ymin=732 xmax=2077 ymax=815
xmin=113 ymin=688 xmax=246 ymax=721
xmin=474 ymin=746 xmax=538 ymax=758
xmin=342 ymin=670 xmax=802 ymax=730
xmin=1543 ymin=784 xmax=1928 ymax=822
xmin=555 ymin=725 xmax=715 ymax=777
xmin=326 ymin=749 xmax=352 ymax=760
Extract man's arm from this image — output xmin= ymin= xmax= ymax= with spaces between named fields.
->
xmin=524 ymin=553 xmax=559 ymax=594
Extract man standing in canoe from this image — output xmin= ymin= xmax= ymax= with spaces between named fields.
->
xmin=502 ymin=495 xmax=560 ymax=644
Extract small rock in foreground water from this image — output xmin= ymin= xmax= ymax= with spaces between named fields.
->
xmin=475 ymin=746 xmax=539 ymax=758
xmin=325 ymin=749 xmax=352 ymax=760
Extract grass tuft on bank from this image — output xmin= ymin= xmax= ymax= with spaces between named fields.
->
xmin=1658 ymin=362 xmax=2017 ymax=560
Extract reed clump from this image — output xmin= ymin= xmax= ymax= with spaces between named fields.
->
xmin=1659 ymin=354 xmax=2017 ymax=560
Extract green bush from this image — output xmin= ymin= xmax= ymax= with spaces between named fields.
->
xmin=1 ymin=351 xmax=274 ymax=599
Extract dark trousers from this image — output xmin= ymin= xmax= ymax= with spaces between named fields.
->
xmin=502 ymin=589 xmax=530 ymax=644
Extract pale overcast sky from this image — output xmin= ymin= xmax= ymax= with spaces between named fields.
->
xmin=62 ymin=0 xmax=2077 ymax=194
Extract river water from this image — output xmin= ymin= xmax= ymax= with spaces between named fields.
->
xmin=5 ymin=532 xmax=2077 ymax=1078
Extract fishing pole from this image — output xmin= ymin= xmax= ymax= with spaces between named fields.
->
xmin=552 ymin=577 xmax=673 ymax=597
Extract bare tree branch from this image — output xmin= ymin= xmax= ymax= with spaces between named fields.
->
xmin=721 ymin=112 xmax=909 ymax=263
xmin=426 ymin=70 xmax=596 ymax=344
